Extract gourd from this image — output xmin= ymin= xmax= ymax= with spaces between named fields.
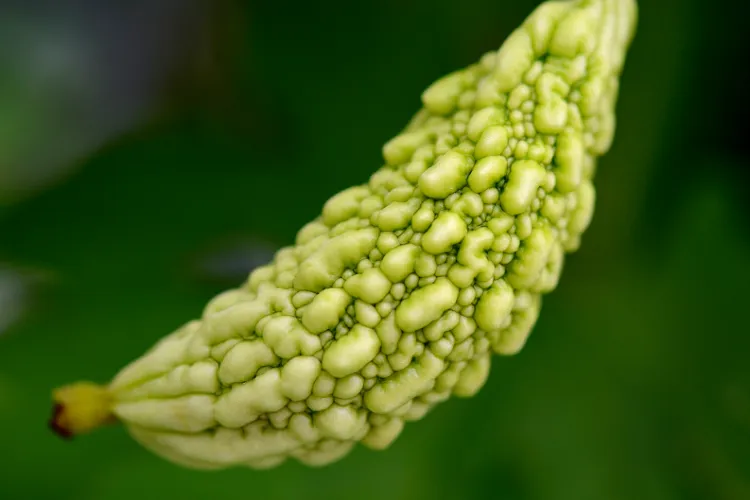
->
xmin=50 ymin=0 xmax=638 ymax=470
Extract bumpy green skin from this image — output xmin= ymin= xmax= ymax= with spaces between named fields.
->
xmin=107 ymin=0 xmax=637 ymax=470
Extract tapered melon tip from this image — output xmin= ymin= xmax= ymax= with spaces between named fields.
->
xmin=49 ymin=381 xmax=118 ymax=439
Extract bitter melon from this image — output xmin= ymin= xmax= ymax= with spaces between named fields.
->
xmin=50 ymin=0 xmax=638 ymax=470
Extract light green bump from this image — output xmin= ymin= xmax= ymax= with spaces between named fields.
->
xmin=468 ymin=156 xmax=508 ymax=193
xmin=453 ymin=353 xmax=491 ymax=397
xmin=134 ymin=424 xmax=297 ymax=468
xmin=494 ymin=28 xmax=535 ymax=92
xmin=395 ymin=277 xmax=459 ymax=332
xmin=329 ymin=218 xmax=363 ymax=238
xmin=291 ymin=291 xmax=316 ymax=309
xmin=421 ymin=211 xmax=467 ymax=254
xmin=474 ymin=126 xmax=509 ymax=159
xmin=214 ymin=368 xmax=288 ymax=428
xmin=541 ymin=192 xmax=566 ymax=223
xmin=414 ymin=252 xmax=437 ymax=277
xmin=404 ymin=159 xmax=429 ymax=184
xmin=354 ymin=300 xmax=382 ymax=328
xmin=506 ymin=226 xmax=555 ymax=289
xmin=301 ymin=288 xmax=351 ymax=334
xmin=380 ymin=244 xmax=420 ymax=283
xmin=361 ymin=418 xmax=404 ymax=450
xmin=457 ymin=286 xmax=476 ymax=306
xmin=447 ymin=337 xmax=475 ymax=363
xmin=114 ymin=395 xmax=216 ymax=433
xmin=499 ymin=159 xmax=546 ymax=215
xmin=492 ymin=294 xmax=541 ymax=355
xmin=295 ymin=221 xmax=329 ymax=246
xmin=593 ymin=104 xmax=616 ymax=155
xmin=434 ymin=363 xmax=463 ymax=393
xmin=117 ymin=360 xmax=218 ymax=400
xmin=475 ymin=280 xmax=515 ymax=332
xmin=314 ymin=405 xmax=366 ymax=440
xmin=322 ymin=325 xmax=381 ymax=377
xmin=364 ymin=350 xmax=445 ymax=414
xmin=289 ymin=414 xmax=320 ymax=443
xmin=446 ymin=263 xmax=479 ymax=289
xmin=202 ymin=299 xmax=271 ymax=345
xmin=202 ymin=288 xmax=248 ymax=317
xmin=262 ymin=316 xmax=322 ymax=359
xmin=388 ymin=355 xmax=411 ymax=374
xmin=343 ymin=268 xmax=392 ymax=304
xmin=359 ymin=195 xmax=385 ymax=219
xmin=421 ymin=71 xmax=464 ymax=115
xmin=372 ymin=198 xmax=421 ymax=231
xmin=467 ymin=106 xmax=505 ymax=142
xmin=382 ymin=130 xmax=431 ymax=166
xmin=524 ymin=1 xmax=573 ymax=54
xmin=534 ymin=241 xmax=564 ymax=293
xmin=392 ymin=332 xmax=418 ymax=367
xmin=375 ymin=312 xmax=402 ymax=355
xmin=534 ymin=95 xmax=568 ymax=134
xmin=376 ymin=232 xmax=401 ymax=254
xmin=474 ymin=75 xmax=502 ymax=109
xmin=384 ymin=185 xmax=415 ymax=204
xmin=295 ymin=228 xmax=378 ymax=292
xmin=578 ymin=75 xmax=603 ymax=118
xmin=423 ymin=310 xmax=461 ymax=342
xmin=370 ymin=168 xmax=409 ymax=192
xmin=218 ymin=340 xmax=279 ymax=385
xmin=268 ymin=288 xmax=295 ymax=315
xmin=418 ymin=151 xmax=473 ymax=199
xmin=246 ymin=265 xmax=277 ymax=292
xmin=307 ymin=395 xmax=333 ymax=412
xmin=404 ymin=401 xmax=432 ymax=420
xmin=568 ymin=180 xmax=596 ymax=237
xmin=515 ymin=214 xmax=534 ymax=240
xmin=508 ymin=84 xmax=531 ymax=110
xmin=452 ymin=315 xmax=477 ymax=342
xmin=554 ymin=129 xmax=584 ymax=192
xmin=429 ymin=335 xmax=455 ymax=358
xmin=453 ymin=191 xmax=484 ymax=217
xmin=322 ymin=186 xmax=370 ymax=227
xmin=457 ymin=228 xmax=495 ymax=273
xmin=333 ymin=374 xmax=365 ymax=399
xmin=312 ymin=371 xmax=336 ymax=397
xmin=536 ymin=72 xmax=570 ymax=104
xmin=411 ymin=204 xmax=435 ymax=232
xmin=487 ymin=212 xmax=516 ymax=236
xmin=549 ymin=3 xmax=600 ymax=58
xmin=393 ymin=282 xmax=408 ymax=300
xmin=361 ymin=362 xmax=379 ymax=379
xmin=281 ymin=356 xmax=321 ymax=401
xmin=109 ymin=325 xmax=198 ymax=390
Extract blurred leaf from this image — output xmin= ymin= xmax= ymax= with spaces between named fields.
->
xmin=0 ymin=0 xmax=215 ymax=206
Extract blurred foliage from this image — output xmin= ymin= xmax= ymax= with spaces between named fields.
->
xmin=0 ymin=0 xmax=214 ymax=205
xmin=1 ymin=0 xmax=749 ymax=499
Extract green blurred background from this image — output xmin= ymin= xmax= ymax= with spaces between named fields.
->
xmin=1 ymin=0 xmax=749 ymax=499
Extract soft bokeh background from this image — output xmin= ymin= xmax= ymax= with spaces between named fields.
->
xmin=1 ymin=0 xmax=749 ymax=498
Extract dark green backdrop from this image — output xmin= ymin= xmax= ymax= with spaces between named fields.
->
xmin=1 ymin=1 xmax=749 ymax=499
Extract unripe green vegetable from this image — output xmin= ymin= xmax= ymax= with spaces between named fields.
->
xmin=49 ymin=0 xmax=637 ymax=470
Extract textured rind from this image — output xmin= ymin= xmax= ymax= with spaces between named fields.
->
xmin=107 ymin=0 xmax=637 ymax=470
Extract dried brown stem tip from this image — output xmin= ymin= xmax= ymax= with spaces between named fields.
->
xmin=49 ymin=382 xmax=117 ymax=439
